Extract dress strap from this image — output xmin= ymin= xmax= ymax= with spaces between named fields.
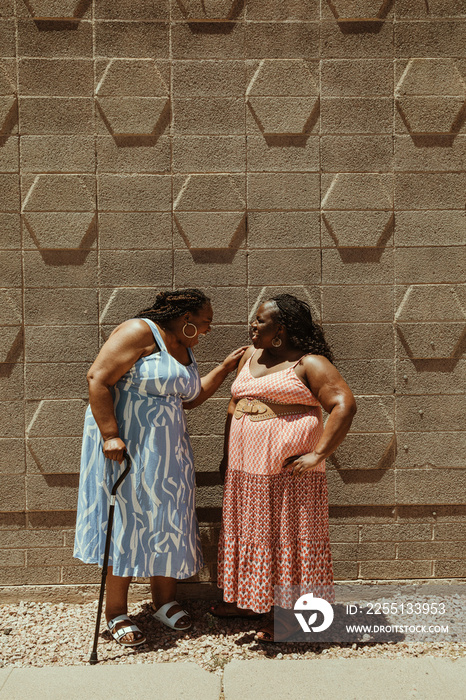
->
xmin=139 ymin=318 xmax=167 ymax=352
xmin=292 ymin=354 xmax=308 ymax=368
xmin=242 ymin=349 xmax=256 ymax=372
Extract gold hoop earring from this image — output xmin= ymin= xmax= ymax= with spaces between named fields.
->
xmin=183 ymin=322 xmax=197 ymax=339
xmin=272 ymin=337 xmax=282 ymax=348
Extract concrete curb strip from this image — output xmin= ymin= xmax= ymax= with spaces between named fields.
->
xmin=1 ymin=659 xmax=465 ymax=700
xmin=0 ymin=664 xmax=221 ymax=700
xmin=223 ymin=658 xmax=466 ymax=700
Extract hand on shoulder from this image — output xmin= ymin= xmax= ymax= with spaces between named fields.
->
xmin=221 ymin=345 xmax=249 ymax=373
xmin=236 ymin=344 xmax=255 ymax=371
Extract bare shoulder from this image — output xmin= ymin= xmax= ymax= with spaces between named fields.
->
xmin=107 ymin=318 xmax=155 ymax=347
xmin=243 ymin=344 xmax=255 ymax=361
xmin=89 ymin=318 xmax=156 ymax=381
xmin=236 ymin=344 xmax=255 ymax=372
xmin=301 ymin=353 xmax=354 ymax=405
xmin=300 ymin=354 xmax=334 ymax=374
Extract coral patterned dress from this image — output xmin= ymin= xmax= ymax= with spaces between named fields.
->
xmin=217 ymin=353 xmax=334 ymax=613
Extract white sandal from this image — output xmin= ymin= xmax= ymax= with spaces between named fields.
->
xmin=107 ymin=614 xmax=146 ymax=647
xmin=152 ymin=601 xmax=192 ymax=631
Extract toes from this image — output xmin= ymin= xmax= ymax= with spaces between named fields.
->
xmin=109 ymin=618 xmax=145 ymax=645
xmin=120 ymin=632 xmax=135 ymax=644
xmin=121 ymin=629 xmax=145 ymax=644
xmin=209 ymin=603 xmax=224 ymax=615
xmin=255 ymin=626 xmax=274 ymax=642
xmin=255 ymin=632 xmax=273 ymax=642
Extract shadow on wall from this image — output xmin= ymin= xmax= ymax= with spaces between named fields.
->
xmin=246 ymin=59 xmax=320 ymax=142
xmin=22 ymin=0 xmax=92 ymax=21
xmin=327 ymin=0 xmax=394 ymax=27
xmin=174 ymin=173 xmax=247 ymax=260
xmin=330 ymin=436 xmax=397 ymax=478
xmin=175 ymin=214 xmax=246 ymax=263
xmin=0 ymin=100 xmax=17 ymax=148
xmin=22 ymin=215 xmax=97 ymax=261
xmin=97 ymin=101 xmax=171 ymax=148
xmin=0 ymin=61 xmax=17 ymax=147
xmin=0 ymin=330 xmax=23 ymax=376
xmin=323 ymin=213 xmax=394 ymax=256
xmin=395 ymin=284 xmax=466 ymax=368
xmin=21 ymin=174 xmax=97 ymax=263
xmin=396 ymin=328 xmax=466 ymax=371
xmin=96 ymin=59 xmax=171 ymax=145
xmin=395 ymin=58 xmax=466 ymax=143
xmin=176 ymin=0 xmax=245 ymax=24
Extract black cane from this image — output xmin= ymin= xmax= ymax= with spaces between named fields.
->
xmin=89 ymin=452 xmax=131 ymax=665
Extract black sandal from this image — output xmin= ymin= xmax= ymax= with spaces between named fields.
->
xmin=255 ymin=618 xmax=300 ymax=643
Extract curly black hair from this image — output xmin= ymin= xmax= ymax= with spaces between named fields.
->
xmin=137 ymin=289 xmax=210 ymax=323
xmin=269 ymin=293 xmax=334 ymax=363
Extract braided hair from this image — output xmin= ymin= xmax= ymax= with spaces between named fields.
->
xmin=137 ymin=289 xmax=210 ymax=324
xmin=269 ymin=293 xmax=334 ymax=363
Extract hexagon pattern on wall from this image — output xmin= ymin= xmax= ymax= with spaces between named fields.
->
xmin=396 ymin=59 xmax=466 ymax=135
xmin=321 ymin=174 xmax=393 ymax=247
xmin=396 ymin=285 xmax=466 ymax=359
xmin=0 ymin=287 xmax=22 ymax=365
xmin=0 ymin=327 xmax=22 ymax=363
xmin=175 ymin=0 xmax=240 ymax=21
xmin=24 ymin=0 xmax=84 ymax=19
xmin=247 ymin=59 xmax=319 ymax=136
xmin=174 ymin=174 xmax=245 ymax=249
xmin=330 ymin=433 xmax=396 ymax=471
xmin=22 ymin=175 xmax=95 ymax=249
xmin=96 ymin=60 xmax=169 ymax=136
xmin=27 ymin=399 xmax=88 ymax=474
xmin=100 ymin=288 xmax=164 ymax=325
xmin=249 ymin=286 xmax=321 ymax=324
xmin=27 ymin=399 xmax=87 ymax=437
xmin=327 ymin=0 xmax=390 ymax=20
xmin=0 ymin=64 xmax=16 ymax=134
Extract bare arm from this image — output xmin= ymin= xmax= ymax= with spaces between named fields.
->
xmin=183 ymin=346 xmax=248 ymax=410
xmin=285 ymin=355 xmax=357 ymax=476
xmin=87 ymin=319 xmax=155 ymax=463
xmin=218 ymin=345 xmax=255 ymax=481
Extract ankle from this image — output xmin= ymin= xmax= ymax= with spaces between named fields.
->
xmin=105 ymin=609 xmax=128 ymax=623
xmin=152 ymin=599 xmax=177 ymax=611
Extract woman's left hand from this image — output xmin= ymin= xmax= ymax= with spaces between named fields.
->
xmin=221 ymin=346 xmax=249 ymax=373
xmin=282 ymin=451 xmax=325 ymax=476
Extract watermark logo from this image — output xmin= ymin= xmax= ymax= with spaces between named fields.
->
xmin=276 ymin=584 xmax=464 ymax=643
xmin=293 ymin=593 xmax=334 ymax=633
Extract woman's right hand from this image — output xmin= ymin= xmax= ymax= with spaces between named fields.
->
xmin=103 ymin=437 xmax=127 ymax=463
xmin=221 ymin=346 xmax=249 ymax=373
xmin=219 ymin=455 xmax=228 ymax=483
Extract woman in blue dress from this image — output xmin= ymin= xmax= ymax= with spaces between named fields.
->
xmin=74 ymin=289 xmax=245 ymax=647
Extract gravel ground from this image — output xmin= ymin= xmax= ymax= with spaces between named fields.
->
xmin=1 ymin=599 xmax=465 ymax=675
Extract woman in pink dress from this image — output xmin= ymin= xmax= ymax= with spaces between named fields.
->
xmin=211 ymin=294 xmax=357 ymax=642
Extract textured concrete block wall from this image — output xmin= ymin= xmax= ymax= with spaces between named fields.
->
xmin=0 ymin=1 xmax=465 ymax=589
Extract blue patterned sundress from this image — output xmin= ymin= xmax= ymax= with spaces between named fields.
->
xmin=73 ymin=318 xmax=204 ymax=578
